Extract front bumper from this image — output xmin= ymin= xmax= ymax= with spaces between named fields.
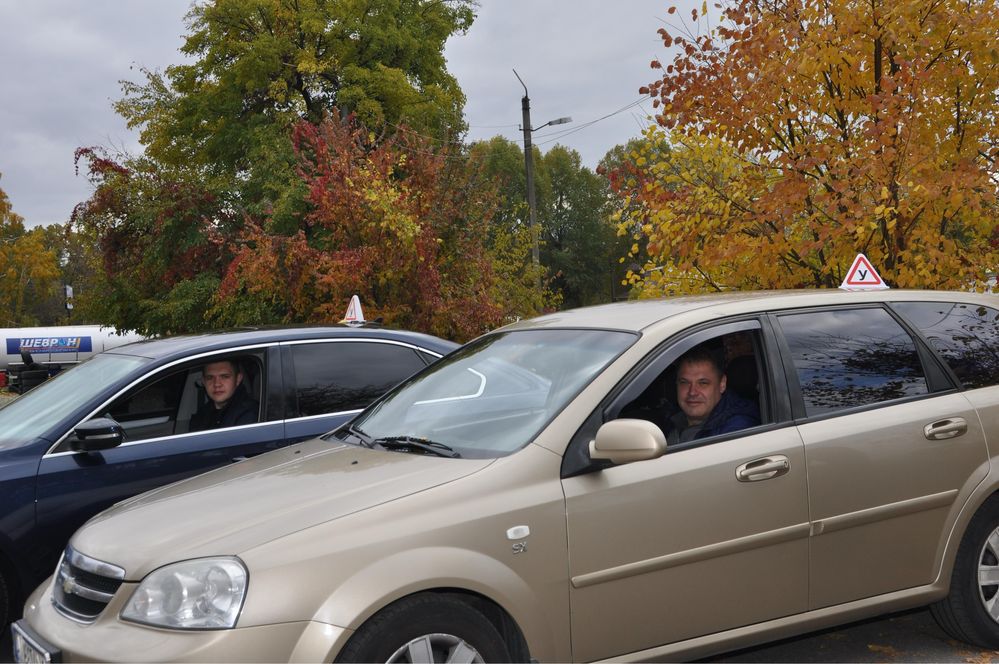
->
xmin=19 ymin=579 xmax=348 ymax=662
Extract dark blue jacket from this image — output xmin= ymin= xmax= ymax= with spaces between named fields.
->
xmin=189 ymin=387 xmax=259 ymax=432
xmin=697 ymin=390 xmax=760 ymax=439
xmin=669 ymin=389 xmax=760 ymax=443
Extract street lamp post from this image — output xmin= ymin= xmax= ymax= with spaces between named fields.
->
xmin=513 ymin=69 xmax=571 ymax=291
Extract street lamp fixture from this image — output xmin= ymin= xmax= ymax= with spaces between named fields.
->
xmin=513 ymin=69 xmax=573 ymax=291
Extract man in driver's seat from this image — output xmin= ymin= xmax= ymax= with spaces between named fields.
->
xmin=189 ymin=360 xmax=259 ymax=431
xmin=667 ymin=346 xmax=759 ymax=444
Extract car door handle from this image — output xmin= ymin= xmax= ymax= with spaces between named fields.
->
xmin=924 ymin=417 xmax=968 ymax=440
xmin=736 ymin=455 xmax=790 ymax=482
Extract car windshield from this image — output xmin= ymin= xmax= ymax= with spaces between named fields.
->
xmin=0 ymin=353 xmax=150 ymax=450
xmin=342 ymin=329 xmax=636 ymax=458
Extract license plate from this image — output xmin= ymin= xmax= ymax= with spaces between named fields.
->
xmin=11 ymin=621 xmax=59 ymax=664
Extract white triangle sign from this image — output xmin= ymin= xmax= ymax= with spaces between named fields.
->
xmin=340 ymin=294 xmax=365 ymax=326
xmin=839 ymin=253 xmax=888 ymax=291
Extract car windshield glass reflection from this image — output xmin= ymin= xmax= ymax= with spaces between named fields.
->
xmin=346 ymin=329 xmax=636 ymax=458
xmin=0 ymin=353 xmax=150 ymax=450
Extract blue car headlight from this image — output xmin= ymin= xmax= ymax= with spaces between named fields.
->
xmin=121 ymin=557 xmax=247 ymax=629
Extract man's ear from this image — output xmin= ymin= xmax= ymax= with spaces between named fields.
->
xmin=235 ymin=371 xmax=244 ymax=386
xmin=720 ymin=374 xmax=727 ymax=393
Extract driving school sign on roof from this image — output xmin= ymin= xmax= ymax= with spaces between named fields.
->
xmin=839 ymin=254 xmax=889 ymax=291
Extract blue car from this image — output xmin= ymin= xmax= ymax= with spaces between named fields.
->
xmin=0 ymin=326 xmax=456 ymax=627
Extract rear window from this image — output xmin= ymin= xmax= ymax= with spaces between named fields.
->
xmin=291 ymin=341 xmax=428 ymax=416
xmin=894 ymin=301 xmax=999 ymax=390
xmin=778 ymin=307 xmax=928 ymax=417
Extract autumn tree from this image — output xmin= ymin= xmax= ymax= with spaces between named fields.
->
xmin=116 ymin=0 xmax=475 ymax=226
xmin=73 ymin=0 xmax=480 ymax=335
xmin=600 ymin=139 xmax=656 ymax=296
xmin=617 ymin=0 xmax=999 ymax=295
xmin=469 ymin=137 xmax=619 ymax=309
xmin=539 ymin=146 xmax=619 ymax=307
xmin=0 ymin=175 xmax=60 ymax=326
xmin=27 ymin=223 xmax=109 ymax=325
xmin=466 ymin=136 xmax=551 ymax=315
xmin=214 ymin=116 xmax=506 ymax=341
xmin=72 ymin=148 xmax=238 ymax=334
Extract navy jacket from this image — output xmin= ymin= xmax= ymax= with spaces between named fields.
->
xmin=189 ymin=387 xmax=259 ymax=432
xmin=669 ymin=390 xmax=760 ymax=443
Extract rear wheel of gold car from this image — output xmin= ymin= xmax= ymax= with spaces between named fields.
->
xmin=932 ymin=495 xmax=999 ymax=648
xmin=335 ymin=594 xmax=513 ymax=663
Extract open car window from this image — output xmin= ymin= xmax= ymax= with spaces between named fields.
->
xmin=80 ymin=354 xmax=265 ymax=446
xmin=616 ymin=328 xmax=767 ymax=447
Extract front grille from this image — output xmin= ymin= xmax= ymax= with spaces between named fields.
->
xmin=51 ymin=547 xmax=125 ymax=623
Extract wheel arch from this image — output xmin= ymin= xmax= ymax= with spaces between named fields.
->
xmin=309 ymin=546 xmax=563 ymax=662
xmin=335 ymin=589 xmax=531 ymax=663
xmin=935 ymin=467 xmax=999 ymax=593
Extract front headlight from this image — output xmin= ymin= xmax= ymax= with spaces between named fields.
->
xmin=121 ymin=557 xmax=248 ymax=629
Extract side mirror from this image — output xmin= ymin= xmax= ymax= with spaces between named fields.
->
xmin=71 ymin=417 xmax=125 ymax=452
xmin=589 ymin=419 xmax=667 ymax=465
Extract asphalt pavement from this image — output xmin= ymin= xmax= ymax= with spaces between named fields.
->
xmin=2 ymin=608 xmax=996 ymax=662
xmin=707 ymin=608 xmax=996 ymax=663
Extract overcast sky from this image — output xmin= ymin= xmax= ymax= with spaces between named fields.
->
xmin=1 ymin=1 xmax=689 ymax=228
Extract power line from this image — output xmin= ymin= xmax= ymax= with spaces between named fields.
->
xmin=534 ymin=96 xmax=651 ymax=146
xmin=372 ymin=93 xmax=655 ymax=158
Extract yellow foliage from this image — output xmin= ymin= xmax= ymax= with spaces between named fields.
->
xmin=0 ymin=183 xmax=61 ymax=324
xmin=619 ymin=0 xmax=999 ymax=295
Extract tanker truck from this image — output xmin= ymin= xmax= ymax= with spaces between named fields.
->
xmin=1 ymin=325 xmax=145 ymax=392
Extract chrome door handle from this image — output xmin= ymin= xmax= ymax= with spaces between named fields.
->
xmin=924 ymin=417 xmax=968 ymax=440
xmin=736 ymin=455 xmax=790 ymax=482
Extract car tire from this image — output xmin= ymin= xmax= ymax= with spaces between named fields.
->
xmin=932 ymin=495 xmax=999 ymax=648
xmin=335 ymin=593 xmax=513 ymax=663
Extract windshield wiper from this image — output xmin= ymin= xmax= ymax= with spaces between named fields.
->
xmin=326 ymin=423 xmax=374 ymax=448
xmin=373 ymin=436 xmax=461 ymax=458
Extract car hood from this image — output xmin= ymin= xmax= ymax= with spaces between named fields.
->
xmin=72 ymin=438 xmax=495 ymax=579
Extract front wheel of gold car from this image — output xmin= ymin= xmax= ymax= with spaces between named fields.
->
xmin=335 ymin=594 xmax=514 ymax=663
xmin=932 ymin=495 xmax=999 ymax=649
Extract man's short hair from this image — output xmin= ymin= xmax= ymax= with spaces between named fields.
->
xmin=205 ymin=359 xmax=241 ymax=374
xmin=676 ymin=346 xmax=725 ymax=378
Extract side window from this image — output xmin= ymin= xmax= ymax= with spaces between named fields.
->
xmin=290 ymin=342 xmax=428 ymax=416
xmin=894 ymin=301 xmax=999 ymax=390
xmin=616 ymin=328 xmax=766 ymax=446
xmin=99 ymin=354 xmax=264 ymax=442
xmin=777 ymin=307 xmax=928 ymax=417
xmin=104 ymin=370 xmax=189 ymax=442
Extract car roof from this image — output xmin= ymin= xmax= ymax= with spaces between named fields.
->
xmin=107 ymin=326 xmax=458 ymax=361
xmin=500 ymin=289 xmax=999 ymax=333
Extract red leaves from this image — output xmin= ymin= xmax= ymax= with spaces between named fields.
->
xmin=218 ymin=113 xmax=505 ymax=341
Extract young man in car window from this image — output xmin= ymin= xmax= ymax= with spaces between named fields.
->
xmin=667 ymin=346 xmax=760 ymax=445
xmin=189 ymin=360 xmax=259 ymax=431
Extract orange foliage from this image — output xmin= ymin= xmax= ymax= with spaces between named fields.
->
xmin=217 ymin=116 xmax=505 ymax=341
xmin=616 ymin=0 xmax=999 ymax=294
